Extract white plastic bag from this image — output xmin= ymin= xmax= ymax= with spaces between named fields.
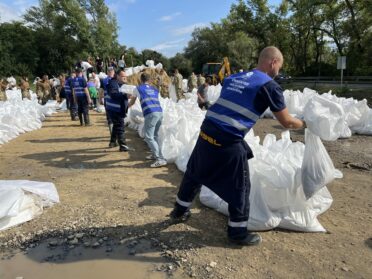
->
xmin=303 ymin=95 xmax=346 ymax=140
xmin=301 ymin=129 xmax=342 ymax=199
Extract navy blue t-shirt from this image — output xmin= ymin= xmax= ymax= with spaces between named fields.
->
xmin=201 ymin=79 xmax=286 ymax=143
xmin=253 ymin=80 xmax=286 ymax=113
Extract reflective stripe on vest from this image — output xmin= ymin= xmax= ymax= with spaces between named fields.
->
xmin=64 ymin=79 xmax=72 ymax=95
xmin=105 ymin=79 xmax=123 ymax=113
xmin=137 ymin=84 xmax=162 ymax=116
xmin=72 ymin=77 xmax=85 ymax=97
xmin=105 ymin=99 xmax=121 ymax=110
xmin=206 ymin=70 xmax=272 ymax=138
xmin=140 ymin=97 xmax=159 ymax=105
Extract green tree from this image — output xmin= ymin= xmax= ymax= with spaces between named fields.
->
xmin=0 ymin=22 xmax=38 ymax=77
xmin=24 ymin=0 xmax=92 ymax=75
xmin=78 ymin=0 xmax=119 ymax=58
xmin=169 ymin=53 xmax=193 ymax=77
xmin=184 ymin=23 xmax=229 ymax=73
xmin=227 ymin=32 xmax=258 ymax=71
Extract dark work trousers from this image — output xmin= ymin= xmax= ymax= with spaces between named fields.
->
xmin=174 ymin=134 xmax=252 ymax=240
xmin=66 ymin=94 xmax=78 ymax=120
xmin=104 ymin=102 xmax=113 ymax=125
xmin=108 ymin=111 xmax=125 ymax=145
xmin=77 ymin=96 xmax=90 ymax=125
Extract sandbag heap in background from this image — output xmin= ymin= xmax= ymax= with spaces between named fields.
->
xmin=266 ymin=88 xmax=372 ymax=138
xmin=0 ymin=89 xmax=56 ymax=145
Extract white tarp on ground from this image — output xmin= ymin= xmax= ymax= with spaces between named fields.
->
xmin=126 ymin=92 xmax=344 ymax=232
xmin=0 ymin=89 xmax=57 ymax=145
xmin=0 ymin=180 xmax=59 ymax=231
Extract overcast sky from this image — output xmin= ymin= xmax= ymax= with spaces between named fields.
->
xmin=0 ymin=0 xmax=281 ymax=57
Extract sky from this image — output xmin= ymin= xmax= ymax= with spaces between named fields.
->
xmin=0 ymin=0 xmax=282 ymax=57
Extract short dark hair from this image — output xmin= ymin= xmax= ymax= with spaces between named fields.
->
xmin=75 ymin=67 xmax=82 ymax=73
xmin=141 ymin=72 xmax=151 ymax=83
xmin=114 ymin=69 xmax=125 ymax=79
xmin=205 ymin=77 xmax=212 ymax=84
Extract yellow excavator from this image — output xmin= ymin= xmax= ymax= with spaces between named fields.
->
xmin=201 ymin=57 xmax=231 ymax=85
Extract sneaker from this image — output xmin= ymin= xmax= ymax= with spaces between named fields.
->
xmin=119 ymin=144 xmax=130 ymax=152
xmin=228 ymin=233 xmax=262 ymax=246
xmin=169 ymin=208 xmax=191 ymax=223
xmin=145 ymin=154 xmax=156 ymax=160
xmin=150 ymin=160 xmax=167 ymax=168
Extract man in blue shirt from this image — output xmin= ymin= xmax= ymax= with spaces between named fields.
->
xmin=128 ymin=72 xmax=167 ymax=168
xmin=169 ymin=46 xmax=305 ymax=246
xmin=65 ymin=72 xmax=77 ymax=121
xmin=71 ymin=68 xmax=92 ymax=126
xmin=106 ymin=69 xmax=130 ymax=152
xmin=102 ymin=67 xmax=116 ymax=146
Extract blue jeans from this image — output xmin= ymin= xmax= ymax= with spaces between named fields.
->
xmin=144 ymin=112 xmax=164 ymax=160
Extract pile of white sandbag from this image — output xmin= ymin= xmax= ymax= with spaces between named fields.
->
xmin=0 ymin=89 xmax=57 ymax=145
xmin=269 ymin=88 xmax=372 ymax=138
xmin=126 ymin=92 xmax=344 ymax=232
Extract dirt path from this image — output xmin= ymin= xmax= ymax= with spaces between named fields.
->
xmin=0 ymin=111 xmax=371 ymax=279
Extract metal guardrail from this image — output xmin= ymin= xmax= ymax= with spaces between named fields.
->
xmin=292 ymin=76 xmax=372 ymax=83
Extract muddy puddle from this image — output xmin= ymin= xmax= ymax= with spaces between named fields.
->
xmin=0 ymin=239 xmax=179 ymax=279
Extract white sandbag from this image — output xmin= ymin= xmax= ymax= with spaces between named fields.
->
xmin=96 ymin=104 xmax=105 ymax=113
xmin=6 ymin=76 xmax=16 ymax=87
xmin=125 ymin=68 xmax=133 ymax=77
xmin=145 ymin=60 xmax=155 ymax=68
xmin=182 ymin=79 xmax=188 ymax=93
xmin=98 ymin=72 xmax=107 ymax=80
xmin=301 ymin=129 xmax=343 ymax=199
xmin=352 ymin=108 xmax=372 ymax=135
xmin=155 ymin=63 xmax=163 ymax=70
xmin=303 ymin=95 xmax=347 ymax=140
xmin=0 ymin=92 xmax=55 ymax=145
xmin=206 ymin=84 xmax=222 ymax=105
xmin=119 ymin=84 xmax=136 ymax=95
xmin=0 ymin=180 xmax=59 ymax=231
xmin=169 ymin=84 xmax=178 ymax=102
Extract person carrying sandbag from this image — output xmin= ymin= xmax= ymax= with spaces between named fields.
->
xmin=169 ymin=46 xmax=306 ymax=246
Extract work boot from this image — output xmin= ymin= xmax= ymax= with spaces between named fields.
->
xmin=168 ymin=208 xmax=191 ymax=223
xmin=118 ymin=134 xmax=130 ymax=152
xmin=70 ymin=111 xmax=76 ymax=121
xmin=78 ymin=114 xmax=83 ymax=126
xmin=109 ymin=131 xmax=118 ymax=148
xmin=228 ymin=233 xmax=262 ymax=246
xmin=84 ymin=114 xmax=91 ymax=126
xmin=109 ymin=141 xmax=118 ymax=148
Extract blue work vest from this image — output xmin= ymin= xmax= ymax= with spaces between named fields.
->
xmin=206 ymin=70 xmax=272 ymax=138
xmin=137 ymin=84 xmax=162 ymax=116
xmin=71 ymin=77 xmax=86 ymax=98
xmin=102 ymin=77 xmax=112 ymax=106
xmin=64 ymin=78 xmax=72 ymax=96
xmin=106 ymin=79 xmax=124 ymax=113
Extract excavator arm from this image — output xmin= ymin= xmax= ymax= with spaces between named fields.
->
xmin=218 ymin=57 xmax=231 ymax=83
